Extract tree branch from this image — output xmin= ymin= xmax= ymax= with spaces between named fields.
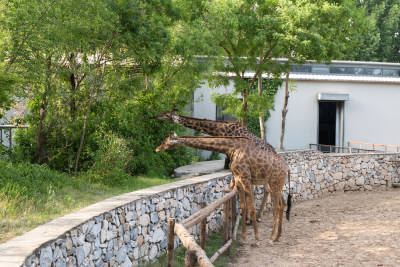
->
xmin=6 ymin=0 xmax=60 ymax=71
xmin=74 ymin=30 xmax=117 ymax=172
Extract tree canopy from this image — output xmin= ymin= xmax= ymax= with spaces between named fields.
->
xmin=355 ymin=0 xmax=400 ymax=62
xmin=178 ymin=0 xmax=364 ymax=124
xmin=0 ymin=0 xmax=209 ymax=178
xmin=0 ymin=0 xmax=387 ymax=178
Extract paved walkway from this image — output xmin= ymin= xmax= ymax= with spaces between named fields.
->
xmin=174 ymin=159 xmax=225 ymax=178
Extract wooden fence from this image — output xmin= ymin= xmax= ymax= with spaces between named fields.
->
xmin=309 ymin=143 xmax=374 ymax=153
xmin=166 ymin=187 xmax=240 ymax=267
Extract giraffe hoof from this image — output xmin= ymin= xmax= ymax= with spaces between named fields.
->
xmin=246 ymin=221 xmax=253 ymax=226
xmin=266 ymin=242 xmax=273 ymax=247
xmin=251 ymin=242 xmax=259 ymax=247
xmin=257 ymin=218 xmax=261 ymax=222
xmin=237 ymin=242 xmax=245 ymax=246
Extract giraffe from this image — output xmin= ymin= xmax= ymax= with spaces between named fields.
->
xmin=154 ymin=109 xmax=275 ymax=221
xmin=156 ymin=133 xmax=292 ymax=244
xmin=154 ymin=109 xmax=276 ymax=153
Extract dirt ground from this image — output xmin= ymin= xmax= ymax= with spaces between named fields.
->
xmin=227 ymin=188 xmax=400 ymax=267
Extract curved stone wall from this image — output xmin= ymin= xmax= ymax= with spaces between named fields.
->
xmin=0 ymin=172 xmax=233 ymax=267
xmin=1 ymin=150 xmax=399 ymax=267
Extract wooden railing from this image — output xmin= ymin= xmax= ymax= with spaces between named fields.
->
xmin=167 ymin=187 xmax=240 ymax=267
xmin=309 ymin=144 xmax=374 ymax=153
xmin=348 ymin=142 xmax=400 ymax=153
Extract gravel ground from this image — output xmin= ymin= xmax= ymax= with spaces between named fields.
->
xmin=227 ymin=188 xmax=400 ymax=267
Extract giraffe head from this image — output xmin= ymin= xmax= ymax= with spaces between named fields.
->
xmin=156 ymin=132 xmax=179 ymax=152
xmin=154 ymin=108 xmax=179 ymax=123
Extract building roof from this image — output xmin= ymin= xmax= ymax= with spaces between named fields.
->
xmin=283 ymin=73 xmax=400 ymax=83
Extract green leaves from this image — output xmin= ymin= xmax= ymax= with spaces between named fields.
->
xmin=189 ymin=0 xmax=363 ymax=125
xmin=355 ymin=0 xmax=400 ymax=62
xmin=1 ymin=0 xmax=206 ymax=174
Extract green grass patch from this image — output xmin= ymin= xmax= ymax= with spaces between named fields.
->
xmin=146 ymin=230 xmax=238 ymax=267
xmin=0 ymin=159 xmax=173 ymax=244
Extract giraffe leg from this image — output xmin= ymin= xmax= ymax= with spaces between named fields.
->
xmin=246 ymin=190 xmax=259 ymax=246
xmin=224 ymin=178 xmax=236 ymax=193
xmin=269 ymin=193 xmax=280 ymax=243
xmin=246 ymin=185 xmax=254 ymax=225
xmin=277 ymin=195 xmax=285 ymax=239
xmin=256 ymin=185 xmax=269 ymax=221
xmin=238 ymin=186 xmax=247 ymax=243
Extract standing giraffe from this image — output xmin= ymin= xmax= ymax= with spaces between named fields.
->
xmin=154 ymin=109 xmax=276 ymax=221
xmin=156 ymin=133 xmax=292 ymax=244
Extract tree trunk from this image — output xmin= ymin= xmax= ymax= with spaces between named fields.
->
xmin=69 ymin=53 xmax=77 ymax=117
xmin=38 ymin=97 xmax=48 ymax=165
xmin=242 ymin=90 xmax=247 ymax=126
xmin=74 ymin=31 xmax=116 ymax=172
xmin=279 ymin=69 xmax=290 ymax=151
xmin=69 ymin=73 xmax=76 ymax=116
xmin=74 ymin=81 xmax=95 ymax=172
xmin=38 ymin=58 xmax=52 ymax=164
xmin=258 ymin=75 xmax=266 ymax=140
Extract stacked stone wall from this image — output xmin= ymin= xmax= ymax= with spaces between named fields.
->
xmin=17 ymin=175 xmax=233 ymax=267
xmin=254 ymin=150 xmax=400 ymax=207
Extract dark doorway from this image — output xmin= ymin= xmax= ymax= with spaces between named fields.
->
xmin=318 ymin=102 xmax=337 ymax=149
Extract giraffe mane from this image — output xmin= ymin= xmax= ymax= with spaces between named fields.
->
xmin=178 ymin=115 xmax=242 ymax=125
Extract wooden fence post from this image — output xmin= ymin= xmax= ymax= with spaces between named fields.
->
xmin=185 ymin=250 xmax=197 ymax=267
xmin=200 ymin=202 xmax=207 ymax=250
xmin=167 ymin=218 xmax=175 ymax=267
xmin=222 ymin=198 xmax=228 ymax=245
xmin=222 ymin=197 xmax=232 ymax=254
xmin=227 ymin=197 xmax=233 ymax=253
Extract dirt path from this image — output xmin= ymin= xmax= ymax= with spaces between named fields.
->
xmin=227 ymin=188 xmax=400 ymax=267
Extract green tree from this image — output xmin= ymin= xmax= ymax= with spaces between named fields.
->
xmin=1 ymin=0 xmax=207 ymax=176
xmin=182 ymin=0 xmax=362 ymax=149
xmin=355 ymin=0 xmax=400 ymax=62
xmin=182 ymin=0 xmax=363 ymax=130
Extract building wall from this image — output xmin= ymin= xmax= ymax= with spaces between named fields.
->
xmin=193 ymin=80 xmax=400 ymax=151
xmin=193 ymin=82 xmax=230 ymax=120
xmin=266 ymin=81 xmax=400 ymax=150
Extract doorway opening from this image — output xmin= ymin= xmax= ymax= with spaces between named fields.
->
xmin=318 ymin=101 xmax=344 ymax=152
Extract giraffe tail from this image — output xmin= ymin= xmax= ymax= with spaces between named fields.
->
xmin=286 ymin=170 xmax=292 ymax=221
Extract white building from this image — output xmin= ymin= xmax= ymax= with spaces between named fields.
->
xmin=193 ymin=60 xmax=400 ymax=152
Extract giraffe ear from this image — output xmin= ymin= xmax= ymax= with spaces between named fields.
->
xmin=173 ymin=132 xmax=178 ymax=137
xmin=169 ymin=131 xmax=174 ymax=137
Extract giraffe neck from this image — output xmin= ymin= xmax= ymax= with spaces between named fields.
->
xmin=174 ymin=114 xmax=276 ymax=153
xmin=176 ymin=136 xmax=247 ymax=157
xmin=173 ymin=115 xmax=239 ymax=136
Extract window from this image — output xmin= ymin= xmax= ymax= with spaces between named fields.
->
xmin=330 ymin=67 xmax=348 ymax=74
xmin=364 ymin=68 xmax=382 ymax=75
xmin=312 ymin=67 xmax=330 ymax=74
xmin=383 ymin=69 xmax=400 ymax=76
xmin=291 ymin=65 xmax=311 ymax=73
xmin=347 ymin=67 xmax=365 ymax=75
xmin=216 ymin=106 xmax=237 ymax=121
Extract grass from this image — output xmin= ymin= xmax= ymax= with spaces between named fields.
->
xmin=0 ymin=159 xmax=173 ymax=244
xmin=145 ymin=230 xmax=238 ymax=267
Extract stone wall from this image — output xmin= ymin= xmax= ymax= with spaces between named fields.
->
xmin=1 ymin=151 xmax=399 ymax=267
xmin=254 ymin=150 xmax=399 ymax=208
xmin=0 ymin=172 xmax=233 ymax=267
